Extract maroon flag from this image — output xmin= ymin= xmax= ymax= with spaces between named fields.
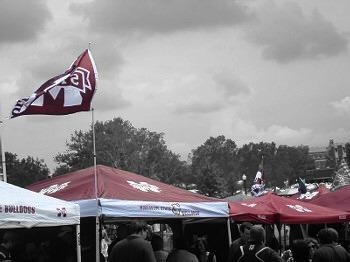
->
xmin=10 ymin=49 xmax=98 ymax=118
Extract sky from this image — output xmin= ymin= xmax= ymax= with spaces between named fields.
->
xmin=1 ymin=0 xmax=350 ymax=171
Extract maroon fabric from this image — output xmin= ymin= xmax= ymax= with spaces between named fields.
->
xmin=310 ymin=185 xmax=350 ymax=212
xmin=228 ymin=201 xmax=275 ymax=223
xmin=11 ymin=49 xmax=96 ymax=118
xmin=27 ymin=165 xmax=223 ymax=203
xmin=237 ymin=192 xmax=349 ymax=224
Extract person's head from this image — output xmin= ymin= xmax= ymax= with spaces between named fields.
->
xmin=127 ymin=221 xmax=148 ymax=238
xmin=2 ymin=231 xmax=20 ymax=250
xmin=291 ymin=239 xmax=310 ymax=262
xmin=116 ymin=223 xmax=129 ymax=240
xmin=58 ymin=226 xmax=74 ymax=244
xmin=239 ymin=222 xmax=252 ymax=242
xmin=173 ymin=235 xmax=189 ymax=250
xmin=317 ymin=228 xmax=338 ymax=245
xmin=151 ymin=234 xmax=163 ymax=251
xmin=248 ymin=225 xmax=265 ymax=244
xmin=305 ymin=238 xmax=318 ymax=258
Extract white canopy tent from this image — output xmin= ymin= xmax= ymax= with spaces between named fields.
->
xmin=0 ymin=180 xmax=81 ymax=261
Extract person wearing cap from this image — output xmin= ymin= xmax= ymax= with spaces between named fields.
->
xmin=227 ymin=222 xmax=252 ymax=262
xmin=229 ymin=225 xmax=283 ymax=262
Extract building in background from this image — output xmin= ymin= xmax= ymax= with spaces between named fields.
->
xmin=304 ymin=140 xmax=348 ymax=183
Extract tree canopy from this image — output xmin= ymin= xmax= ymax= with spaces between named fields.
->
xmin=54 ymin=117 xmax=188 ymax=184
xmin=3 ymin=152 xmax=49 ymax=187
xmin=189 ymin=137 xmax=314 ymax=197
xmin=1 ymin=117 xmax=317 ymax=196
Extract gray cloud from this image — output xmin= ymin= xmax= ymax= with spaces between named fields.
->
xmin=71 ymin=0 xmax=252 ymax=34
xmin=213 ymin=72 xmax=250 ymax=98
xmin=93 ymin=80 xmax=131 ymax=111
xmin=173 ymin=102 xmax=223 ymax=114
xmin=246 ymin=2 xmax=348 ymax=63
xmin=172 ymin=73 xmax=250 ymax=114
xmin=0 ymin=0 xmax=51 ymax=44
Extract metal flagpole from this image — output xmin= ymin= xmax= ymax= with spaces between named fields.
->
xmin=89 ymin=42 xmax=100 ymax=262
xmin=0 ymin=105 xmax=7 ymax=182
xmin=92 ymin=107 xmax=100 ymax=262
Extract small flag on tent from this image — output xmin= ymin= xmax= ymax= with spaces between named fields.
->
xmin=332 ymin=159 xmax=350 ymax=190
xmin=10 ymin=49 xmax=98 ymax=119
xmin=297 ymin=177 xmax=307 ymax=194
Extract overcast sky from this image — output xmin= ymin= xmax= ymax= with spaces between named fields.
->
xmin=1 ymin=0 xmax=350 ymax=171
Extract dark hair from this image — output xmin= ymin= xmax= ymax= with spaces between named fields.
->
xmin=151 ymin=234 xmax=163 ymax=251
xmin=305 ymin=237 xmax=318 ymax=248
xmin=239 ymin=222 xmax=253 ymax=233
xmin=249 ymin=225 xmax=265 ymax=244
xmin=317 ymin=228 xmax=338 ymax=245
xmin=127 ymin=221 xmax=148 ymax=234
xmin=291 ymin=239 xmax=310 ymax=262
xmin=174 ymin=236 xmax=189 ymax=250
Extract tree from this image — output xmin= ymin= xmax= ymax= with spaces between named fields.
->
xmin=190 ymin=136 xmax=238 ymax=197
xmin=236 ymin=142 xmax=278 ymax=187
xmin=55 ymin=117 xmax=188 ymax=185
xmin=271 ymin=145 xmax=313 ymax=186
xmin=3 ymin=152 xmax=49 ymax=187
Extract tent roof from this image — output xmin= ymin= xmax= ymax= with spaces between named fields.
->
xmin=310 ymin=185 xmax=350 ymax=212
xmin=237 ymin=192 xmax=349 ymax=224
xmin=0 ymin=180 xmax=79 ymax=228
xmin=27 ymin=165 xmax=228 ymax=218
xmin=228 ymin=201 xmax=275 ymax=223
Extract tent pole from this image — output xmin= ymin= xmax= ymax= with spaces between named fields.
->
xmin=227 ymin=218 xmax=232 ymax=246
xmin=76 ymin=224 xmax=82 ymax=262
xmin=91 ymin=107 xmax=100 ymax=262
xmin=277 ymin=223 xmax=282 ymax=254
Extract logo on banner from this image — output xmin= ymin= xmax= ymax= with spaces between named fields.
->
xmin=127 ymin=180 xmax=161 ymax=193
xmin=57 ymin=207 xmax=67 ymax=217
xmin=286 ymin=204 xmax=312 ymax=213
xmin=0 ymin=205 xmax=36 ymax=214
xmin=241 ymin=203 xmax=257 ymax=208
xmin=39 ymin=182 xmax=71 ymax=195
xmin=171 ymin=203 xmax=181 ymax=216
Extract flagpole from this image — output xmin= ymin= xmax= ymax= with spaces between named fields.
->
xmin=91 ymin=107 xmax=100 ymax=262
xmin=0 ymin=106 xmax=7 ymax=182
xmin=89 ymin=42 xmax=101 ymax=262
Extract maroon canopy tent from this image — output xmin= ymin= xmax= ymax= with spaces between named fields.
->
xmin=237 ymin=192 xmax=349 ymax=224
xmin=228 ymin=200 xmax=275 ymax=223
xmin=27 ymin=165 xmax=228 ymax=218
xmin=310 ymin=185 xmax=350 ymax=213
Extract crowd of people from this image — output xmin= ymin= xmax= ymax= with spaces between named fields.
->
xmin=103 ymin=221 xmax=350 ymax=262
xmin=1 ymin=221 xmax=350 ymax=262
xmin=105 ymin=221 xmax=217 ymax=262
xmin=227 ymin=222 xmax=350 ymax=262
xmin=0 ymin=226 xmax=76 ymax=262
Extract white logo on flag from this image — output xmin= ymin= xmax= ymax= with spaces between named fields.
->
xmin=286 ymin=204 xmax=312 ymax=213
xmin=33 ymin=67 xmax=92 ymax=108
xmin=127 ymin=180 xmax=161 ymax=193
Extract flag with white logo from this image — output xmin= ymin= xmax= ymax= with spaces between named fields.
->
xmin=10 ymin=49 xmax=98 ymax=118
